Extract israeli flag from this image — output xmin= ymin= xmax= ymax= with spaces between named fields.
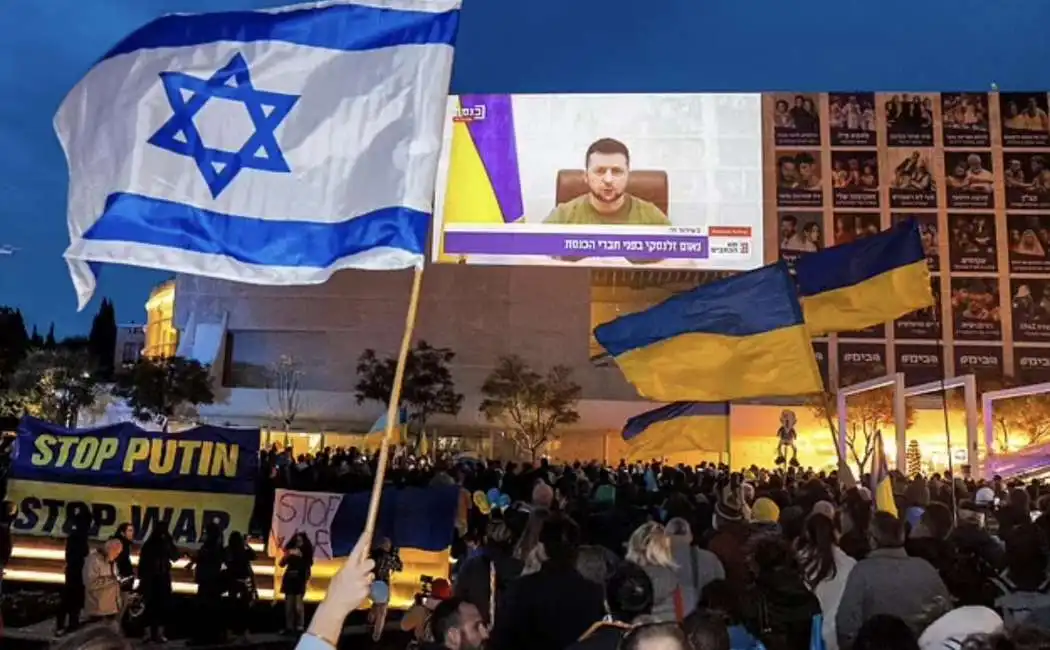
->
xmin=56 ymin=0 xmax=460 ymax=310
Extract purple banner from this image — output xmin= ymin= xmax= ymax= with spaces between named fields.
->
xmin=443 ymin=231 xmax=709 ymax=260
xmin=458 ymin=94 xmax=524 ymax=223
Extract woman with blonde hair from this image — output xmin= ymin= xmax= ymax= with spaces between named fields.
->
xmin=665 ymin=518 xmax=725 ymax=619
xmin=626 ymin=522 xmax=681 ymax=622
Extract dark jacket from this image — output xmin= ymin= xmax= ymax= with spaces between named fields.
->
xmin=742 ymin=567 xmax=821 ymax=650
xmin=280 ymin=550 xmax=312 ymax=595
xmin=454 ymin=547 xmax=524 ymax=623
xmin=110 ymin=534 xmax=134 ymax=582
xmin=491 ymin=563 xmax=605 ymax=650
xmin=566 ymin=622 xmax=632 ymax=650
xmin=138 ymin=533 xmax=179 ymax=596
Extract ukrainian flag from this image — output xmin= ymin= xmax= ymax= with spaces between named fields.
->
xmin=594 ymin=262 xmax=824 ymax=402
xmin=794 ymin=218 xmax=934 ymax=336
xmin=622 ymin=402 xmax=730 ymax=458
xmin=871 ymin=430 xmax=898 ymax=517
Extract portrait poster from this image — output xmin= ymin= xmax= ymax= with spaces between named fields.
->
xmin=894 ymin=213 xmax=939 ymax=272
xmin=999 ymin=92 xmax=1050 ymax=148
xmin=947 ymin=213 xmax=998 ymax=272
xmin=945 ymin=151 xmax=995 ymax=209
xmin=894 ymin=278 xmax=942 ymax=339
xmin=831 ymin=150 xmax=879 ymax=208
xmin=776 ymin=150 xmax=824 ymax=208
xmin=812 ymin=341 xmax=830 ymax=391
xmin=1010 ymin=279 xmax=1050 ymax=343
xmin=1007 ymin=213 xmax=1050 ymax=273
xmin=883 ymin=93 xmax=935 ymax=147
xmin=837 ymin=342 xmax=887 ymax=385
xmin=887 ymin=148 xmax=938 ymax=209
xmin=828 ymin=92 xmax=876 ymax=146
xmin=954 ymin=345 xmax=1003 ymax=380
xmin=1015 ymin=347 xmax=1050 ymax=385
xmin=951 ymin=278 xmax=1002 ymax=341
xmin=771 ymin=93 xmax=821 ymax=147
xmin=896 ymin=345 xmax=944 ymax=386
xmin=940 ymin=92 xmax=990 ymax=148
xmin=1004 ymin=153 xmax=1050 ymax=210
xmin=831 ymin=213 xmax=881 ymax=246
xmin=777 ymin=212 xmax=823 ymax=265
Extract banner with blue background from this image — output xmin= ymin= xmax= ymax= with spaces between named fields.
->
xmin=8 ymin=416 xmax=260 ymax=545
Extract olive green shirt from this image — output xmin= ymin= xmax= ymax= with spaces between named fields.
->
xmin=543 ymin=193 xmax=670 ymax=226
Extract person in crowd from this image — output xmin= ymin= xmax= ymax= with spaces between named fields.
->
xmin=280 ymin=532 xmax=314 ymax=636
xmin=224 ymin=531 xmax=258 ymax=642
xmin=626 ymin=522 xmax=682 ymax=622
xmin=369 ymin=536 xmax=403 ymax=641
xmin=82 ymin=539 xmax=123 ymax=627
xmin=401 ymin=577 xmax=453 ymax=644
xmin=619 ymin=622 xmax=689 ymax=650
xmin=917 ymin=606 xmax=1003 ymax=650
xmin=837 ymin=490 xmax=873 ymax=561
xmin=996 ymin=487 xmax=1032 ymax=539
xmin=991 ymin=522 xmax=1050 ymax=626
xmin=836 ymin=512 xmax=951 ymax=649
xmin=491 ymin=513 xmax=605 ymax=650
xmin=683 ymin=610 xmax=731 ymax=650
xmin=56 ymin=505 xmax=93 ymax=636
xmin=699 ymin=579 xmax=765 ymax=649
xmin=137 ymin=521 xmax=180 ymax=644
xmin=739 ymin=535 xmax=821 ymax=650
xmin=749 ymin=497 xmax=781 ymax=536
xmin=455 ymin=519 xmax=524 ymax=625
xmin=189 ymin=520 xmax=227 ymax=644
xmin=706 ymin=487 xmax=752 ymax=593
xmin=429 ymin=597 xmax=491 ymax=650
xmin=571 ymin=562 xmax=654 ymax=650
xmin=109 ymin=523 xmax=134 ymax=591
xmin=664 ymin=517 xmax=724 ymax=617
xmin=851 ymin=615 xmax=918 ymax=650
xmin=575 ymin=544 xmax=620 ymax=588
xmin=797 ymin=511 xmax=855 ymax=650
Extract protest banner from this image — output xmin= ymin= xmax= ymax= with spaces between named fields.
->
xmin=7 ymin=416 xmax=259 ymax=545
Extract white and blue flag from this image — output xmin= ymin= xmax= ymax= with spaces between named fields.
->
xmin=57 ymin=0 xmax=460 ymax=309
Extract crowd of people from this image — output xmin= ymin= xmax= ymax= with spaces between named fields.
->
xmin=18 ymin=443 xmax=1050 ymax=650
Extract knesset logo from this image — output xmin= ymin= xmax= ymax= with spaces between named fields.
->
xmin=843 ymin=353 xmax=881 ymax=363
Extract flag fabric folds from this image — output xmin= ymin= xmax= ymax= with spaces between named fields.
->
xmin=871 ymin=430 xmax=899 ymax=517
xmin=794 ymin=219 xmax=934 ymax=336
xmin=594 ymin=262 xmax=824 ymax=402
xmin=622 ymin=402 xmax=730 ymax=459
xmin=57 ymin=0 xmax=460 ymax=309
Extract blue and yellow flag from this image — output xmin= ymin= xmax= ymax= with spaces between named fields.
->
xmin=594 ymin=262 xmax=823 ymax=402
xmin=870 ymin=430 xmax=898 ymax=517
xmin=794 ymin=219 xmax=934 ymax=336
xmin=623 ymin=402 xmax=730 ymax=458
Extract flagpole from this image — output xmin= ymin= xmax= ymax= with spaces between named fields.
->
xmin=363 ymin=265 xmax=424 ymax=546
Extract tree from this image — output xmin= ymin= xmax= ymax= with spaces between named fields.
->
xmin=112 ymin=356 xmax=215 ymax=431
xmin=947 ymin=376 xmax=1050 ymax=452
xmin=9 ymin=348 xmax=99 ymax=427
xmin=355 ymin=340 xmax=463 ymax=439
xmin=479 ymin=355 xmax=582 ymax=461
xmin=906 ymin=439 xmax=922 ymax=476
xmin=0 ymin=306 xmax=29 ymax=385
xmin=29 ymin=325 xmax=43 ymax=349
xmin=44 ymin=323 xmax=56 ymax=349
xmin=88 ymin=298 xmax=118 ymax=378
xmin=267 ymin=355 xmax=306 ymax=431
xmin=810 ymin=368 xmax=916 ymax=476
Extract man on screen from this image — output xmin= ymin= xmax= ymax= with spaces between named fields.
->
xmin=544 ymin=138 xmax=671 ymax=226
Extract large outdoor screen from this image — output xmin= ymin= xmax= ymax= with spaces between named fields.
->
xmin=431 ymin=93 xmax=764 ymax=270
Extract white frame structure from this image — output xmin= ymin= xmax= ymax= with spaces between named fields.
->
xmin=981 ymin=381 xmax=1050 ymax=474
xmin=837 ymin=373 xmax=908 ymax=470
xmin=902 ymin=375 xmax=978 ymax=476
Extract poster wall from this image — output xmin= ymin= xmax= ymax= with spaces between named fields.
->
xmin=432 ymin=93 xmax=764 ymax=270
xmin=896 ymin=345 xmax=944 ymax=386
xmin=837 ymin=342 xmax=886 ymax=385
xmin=1015 ymin=347 xmax=1050 ymax=384
xmin=764 ymin=90 xmax=1050 ymax=387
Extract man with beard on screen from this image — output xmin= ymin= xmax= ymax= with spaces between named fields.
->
xmin=544 ymin=138 xmax=671 ymax=226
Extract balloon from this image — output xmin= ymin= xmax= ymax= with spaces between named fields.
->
xmin=486 ymin=488 xmax=501 ymax=504
xmin=496 ymin=494 xmax=511 ymax=509
xmin=473 ymin=490 xmax=491 ymax=515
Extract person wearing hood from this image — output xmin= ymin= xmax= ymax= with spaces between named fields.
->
xmin=56 ymin=505 xmax=93 ymax=636
xmin=750 ymin=498 xmax=781 ymax=536
xmin=138 ymin=521 xmax=180 ymax=644
xmin=706 ymin=487 xmax=752 ymax=594
xmin=664 ymin=517 xmax=724 ymax=618
xmin=570 ymin=562 xmax=654 ymax=650
xmin=739 ymin=535 xmax=821 ymax=650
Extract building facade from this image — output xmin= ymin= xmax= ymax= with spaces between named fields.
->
xmin=113 ymin=324 xmax=145 ymax=368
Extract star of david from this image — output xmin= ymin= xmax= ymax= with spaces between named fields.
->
xmin=148 ymin=53 xmax=300 ymax=198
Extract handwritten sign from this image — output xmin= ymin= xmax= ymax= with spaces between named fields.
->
xmin=269 ymin=489 xmax=343 ymax=560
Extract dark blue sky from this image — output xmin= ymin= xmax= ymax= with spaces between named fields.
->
xmin=1 ymin=0 xmax=1045 ymax=337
